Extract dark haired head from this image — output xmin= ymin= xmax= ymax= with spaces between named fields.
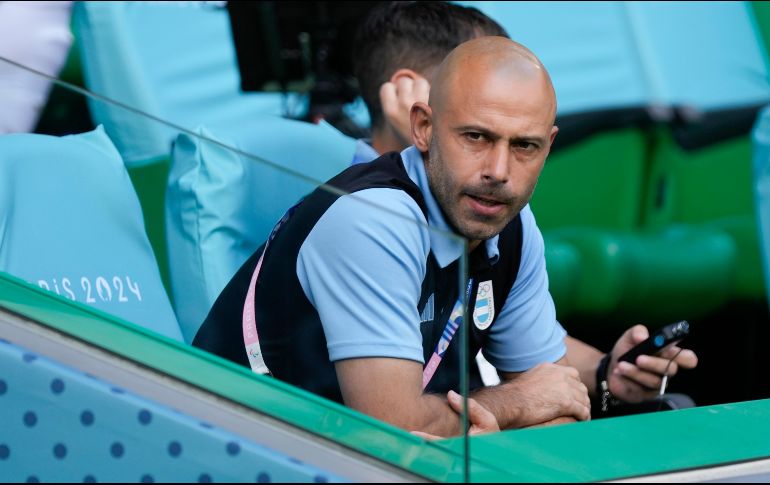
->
xmin=352 ymin=1 xmax=508 ymax=131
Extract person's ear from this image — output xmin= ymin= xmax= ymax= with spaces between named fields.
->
xmin=410 ymin=101 xmax=432 ymax=153
xmin=549 ymin=125 xmax=559 ymax=146
xmin=389 ymin=68 xmax=421 ymax=84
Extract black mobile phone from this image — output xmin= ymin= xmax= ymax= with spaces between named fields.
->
xmin=618 ymin=321 xmax=690 ymax=364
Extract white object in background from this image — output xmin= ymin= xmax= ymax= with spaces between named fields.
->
xmin=0 ymin=1 xmax=74 ymax=133
xmin=476 ymin=351 xmax=501 ymax=386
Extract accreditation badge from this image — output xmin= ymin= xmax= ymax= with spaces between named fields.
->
xmin=473 ymin=280 xmax=494 ymax=330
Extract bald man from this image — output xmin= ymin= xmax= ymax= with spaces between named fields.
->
xmin=353 ymin=5 xmax=698 ymax=418
xmin=194 ymin=37 xmax=693 ymax=437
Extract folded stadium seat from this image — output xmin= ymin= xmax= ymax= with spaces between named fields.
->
xmin=533 ymin=129 xmax=649 ymax=233
xmin=72 ymin=1 xmax=307 ymax=297
xmin=548 ymin=226 xmax=736 ymax=323
xmin=533 ymin=128 xmax=738 ymax=325
xmin=166 ymin=120 xmax=355 ymax=342
xmin=0 ymin=127 xmax=183 ymax=342
xmin=541 ymin=234 xmax=581 ymax=320
xmin=754 ymin=105 xmax=770 ymax=308
xmin=643 ymin=127 xmax=765 ymax=302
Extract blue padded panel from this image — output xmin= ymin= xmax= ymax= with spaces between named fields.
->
xmin=459 ymin=1 xmax=770 ymax=114
xmin=73 ymin=1 xmax=306 ymax=166
xmin=166 ymin=120 xmax=355 ymax=342
xmin=457 ymin=1 xmax=649 ymax=115
xmin=0 ymin=338 xmax=344 ymax=483
xmin=753 ymin=105 xmax=770 ymax=308
xmin=626 ymin=2 xmax=770 ymax=111
xmin=0 ymin=127 xmax=182 ymax=341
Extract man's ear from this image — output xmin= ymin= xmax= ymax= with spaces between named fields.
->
xmin=549 ymin=125 xmax=559 ymax=146
xmin=410 ymin=101 xmax=432 ymax=152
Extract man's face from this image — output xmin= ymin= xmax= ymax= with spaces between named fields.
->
xmin=424 ymin=69 xmax=557 ymax=243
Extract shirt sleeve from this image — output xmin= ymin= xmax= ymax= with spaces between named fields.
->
xmin=296 ymin=188 xmax=431 ymax=363
xmin=482 ymin=205 xmax=567 ymax=372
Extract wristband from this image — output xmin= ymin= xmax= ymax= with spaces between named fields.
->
xmin=596 ymin=353 xmax=620 ymax=412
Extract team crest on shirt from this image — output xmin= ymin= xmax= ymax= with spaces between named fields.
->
xmin=473 ymin=280 xmax=494 ymax=330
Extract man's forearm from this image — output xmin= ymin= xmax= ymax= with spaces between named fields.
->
xmin=408 ymin=393 xmax=466 ymax=437
xmin=468 ymin=381 xmax=523 ymax=429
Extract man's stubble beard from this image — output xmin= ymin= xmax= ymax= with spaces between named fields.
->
xmin=425 ymin=135 xmax=522 ymax=243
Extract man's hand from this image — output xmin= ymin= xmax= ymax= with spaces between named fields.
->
xmin=379 ymin=69 xmax=431 ymax=146
xmin=521 ymin=416 xmax=577 ymax=429
xmin=607 ymin=325 xmax=698 ymax=403
xmin=412 ymin=390 xmax=499 ymax=440
xmin=489 ymin=362 xmax=591 ymax=428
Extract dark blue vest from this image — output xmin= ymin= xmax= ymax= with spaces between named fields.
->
xmin=194 ymin=151 xmax=523 ymax=403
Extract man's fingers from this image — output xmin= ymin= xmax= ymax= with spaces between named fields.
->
xmin=571 ymin=385 xmax=592 ymax=421
xmin=447 ymin=391 xmax=499 ymax=433
xmin=635 ymin=354 xmax=680 ymax=376
xmin=658 ymin=347 xmax=698 ymax=369
xmin=393 ymin=74 xmax=416 ymax=96
xmin=379 ymin=82 xmax=400 ymax=117
xmin=629 ymin=324 xmax=649 ymax=344
xmin=412 ymin=77 xmax=431 ymax=103
xmin=411 ymin=430 xmax=443 ymax=441
xmin=615 ymin=362 xmax=663 ymax=390
xmin=633 ymin=347 xmax=697 ymax=377
xmin=563 ymin=377 xmax=591 ymax=421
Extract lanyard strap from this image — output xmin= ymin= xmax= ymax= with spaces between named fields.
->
xmin=422 ymin=278 xmax=473 ymax=390
xmin=242 ymin=205 xmax=299 ymax=374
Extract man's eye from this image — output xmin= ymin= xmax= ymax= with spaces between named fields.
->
xmin=465 ymin=132 xmax=484 ymax=141
xmin=516 ymin=141 xmax=536 ymax=151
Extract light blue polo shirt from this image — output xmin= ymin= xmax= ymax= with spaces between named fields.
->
xmin=297 ymin=145 xmax=566 ymax=373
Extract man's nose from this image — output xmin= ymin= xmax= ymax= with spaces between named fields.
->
xmin=481 ymin=144 xmax=509 ymax=183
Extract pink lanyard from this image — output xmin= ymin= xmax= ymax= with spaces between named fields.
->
xmin=242 ymin=205 xmax=298 ymax=375
xmin=421 ymin=279 xmax=473 ymax=390
xmin=242 ymin=249 xmax=270 ymax=374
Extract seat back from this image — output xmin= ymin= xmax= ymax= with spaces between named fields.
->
xmin=531 ymin=128 xmax=648 ymax=232
xmin=0 ymin=127 xmax=183 ymax=341
xmin=73 ymin=1 xmax=305 ymax=166
xmin=643 ymin=128 xmax=764 ymax=300
xmin=166 ymin=120 xmax=356 ymax=341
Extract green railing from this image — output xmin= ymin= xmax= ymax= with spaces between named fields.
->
xmin=2 ymin=271 xmax=769 ymax=482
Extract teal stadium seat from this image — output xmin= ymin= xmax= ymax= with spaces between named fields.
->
xmin=0 ymin=127 xmax=183 ymax=341
xmin=72 ymin=1 xmax=305 ymax=167
xmin=166 ymin=120 xmax=355 ymax=342
xmin=73 ymin=1 xmax=310 ymax=297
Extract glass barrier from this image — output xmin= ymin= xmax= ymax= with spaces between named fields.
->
xmin=0 ymin=33 xmax=473 ymax=480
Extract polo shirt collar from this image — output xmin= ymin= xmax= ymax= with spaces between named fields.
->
xmin=400 ymin=146 xmax=500 ymax=269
